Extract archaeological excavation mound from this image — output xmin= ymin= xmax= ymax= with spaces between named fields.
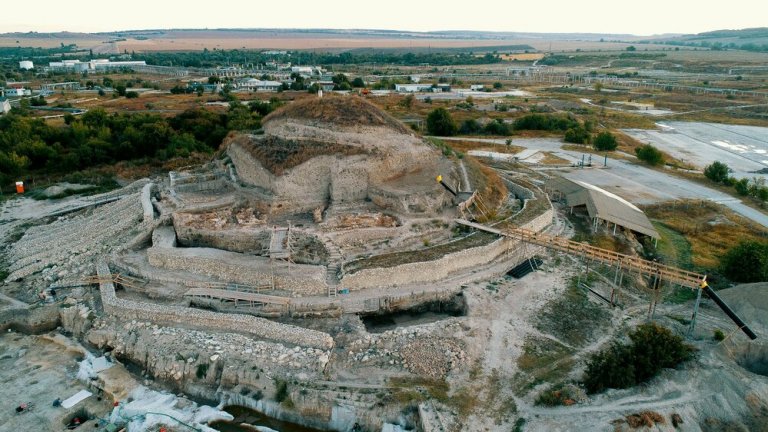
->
xmin=226 ymin=96 xmax=455 ymax=215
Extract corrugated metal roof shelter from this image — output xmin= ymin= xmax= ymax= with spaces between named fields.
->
xmin=545 ymin=176 xmax=659 ymax=239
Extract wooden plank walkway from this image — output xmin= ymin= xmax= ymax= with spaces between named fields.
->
xmin=184 ymin=287 xmax=291 ymax=305
xmin=455 ymin=218 xmax=704 ymax=289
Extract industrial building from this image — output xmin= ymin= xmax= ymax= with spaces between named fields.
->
xmin=19 ymin=60 xmax=34 ymax=70
xmin=545 ymin=176 xmax=660 ymax=239
xmin=395 ymin=83 xmax=451 ymax=93
xmin=47 ymin=59 xmax=147 ymax=73
xmin=235 ymin=78 xmax=283 ymax=92
xmin=1 ymin=83 xmax=32 ymax=97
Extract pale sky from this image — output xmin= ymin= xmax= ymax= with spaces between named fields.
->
xmin=2 ymin=0 xmax=766 ymax=36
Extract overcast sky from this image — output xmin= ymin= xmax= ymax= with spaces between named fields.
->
xmin=2 ymin=0 xmax=765 ymax=35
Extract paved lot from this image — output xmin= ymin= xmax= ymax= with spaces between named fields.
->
xmin=623 ymin=121 xmax=768 ymax=179
xmin=441 ymin=136 xmax=768 ymax=228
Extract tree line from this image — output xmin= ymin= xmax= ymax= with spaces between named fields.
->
xmin=0 ymin=100 xmax=276 ymax=188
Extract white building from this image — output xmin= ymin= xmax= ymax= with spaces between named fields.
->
xmin=2 ymin=87 xmax=31 ymax=97
xmin=0 ymin=97 xmax=11 ymax=114
xmin=48 ymin=59 xmax=147 ymax=73
xmin=470 ymin=84 xmax=485 ymax=91
xmin=290 ymin=66 xmax=322 ymax=76
xmin=19 ymin=60 xmax=34 ymax=70
xmin=395 ymin=83 xmax=434 ymax=93
xmin=236 ymin=78 xmax=283 ymax=92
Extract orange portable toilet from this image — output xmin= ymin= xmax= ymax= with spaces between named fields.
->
xmin=15 ymin=181 xmax=24 ymax=194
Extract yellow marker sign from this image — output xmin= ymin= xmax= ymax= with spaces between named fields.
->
xmin=699 ymin=277 xmax=708 ymax=290
xmin=436 ymin=175 xmax=442 ymax=183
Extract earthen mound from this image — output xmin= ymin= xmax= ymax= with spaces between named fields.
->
xmin=226 ymin=96 xmax=454 ymax=215
xmin=263 ymin=95 xmax=410 ymax=134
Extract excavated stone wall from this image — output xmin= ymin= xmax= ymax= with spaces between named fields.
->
xmin=96 ymin=260 xmax=333 ymax=349
xmin=147 ymin=227 xmax=327 ymax=295
xmin=227 ymin=124 xmax=448 ymax=215
xmin=340 ymin=208 xmax=554 ymax=290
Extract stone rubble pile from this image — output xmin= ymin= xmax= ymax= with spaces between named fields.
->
xmin=87 ymin=318 xmax=330 ymax=382
xmin=8 ymin=194 xmax=148 ymax=281
xmin=344 ymin=323 xmax=466 ymax=379
xmin=400 ymin=337 xmax=466 ymax=379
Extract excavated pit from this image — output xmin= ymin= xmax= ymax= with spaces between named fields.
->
xmin=734 ymin=342 xmax=768 ymax=377
xmin=360 ymin=293 xmax=467 ymax=333
xmin=210 ymin=405 xmax=326 ymax=432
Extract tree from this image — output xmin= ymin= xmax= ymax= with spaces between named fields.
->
xmin=493 ymin=82 xmax=503 ymax=89
xmin=125 ymin=91 xmax=139 ymax=99
xmin=721 ymin=240 xmax=768 ymax=282
xmin=208 ymin=76 xmax=220 ymax=84
xmin=114 ymin=85 xmax=127 ymax=97
xmin=626 ymin=46 xmax=637 ymax=51
xmin=351 ymin=77 xmax=365 ymax=88
xmin=635 ymin=144 xmax=664 ymax=166
xmin=593 ymin=131 xmax=618 ymax=151
xmin=704 ymin=161 xmax=730 ymax=183
xmin=426 ymin=108 xmax=457 ymax=136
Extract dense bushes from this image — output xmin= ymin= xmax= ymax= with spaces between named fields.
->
xmin=564 ymin=127 xmax=591 ymax=144
xmin=512 ymin=114 xmax=580 ymax=132
xmin=582 ymin=323 xmax=694 ymax=394
xmin=635 ymin=144 xmax=664 ymax=166
xmin=703 ymin=161 xmax=768 ymax=203
xmin=721 ymin=240 xmax=768 ymax=283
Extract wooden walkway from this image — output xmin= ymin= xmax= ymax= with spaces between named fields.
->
xmin=184 ymin=287 xmax=291 ymax=306
xmin=455 ymin=218 xmax=705 ymax=289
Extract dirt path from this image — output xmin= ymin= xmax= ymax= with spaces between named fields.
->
xmin=458 ymin=160 xmax=472 ymax=192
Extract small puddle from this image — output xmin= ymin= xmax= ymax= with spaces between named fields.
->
xmin=360 ymin=294 xmax=466 ymax=333
xmin=210 ymin=405 xmax=328 ymax=432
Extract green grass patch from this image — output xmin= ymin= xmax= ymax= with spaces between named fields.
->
xmin=652 ymin=221 xmax=693 ymax=270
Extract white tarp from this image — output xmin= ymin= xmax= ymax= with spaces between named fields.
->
xmin=62 ymin=389 xmax=92 ymax=409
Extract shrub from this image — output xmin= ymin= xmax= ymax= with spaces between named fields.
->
xmin=582 ymin=323 xmax=694 ymax=394
xmin=459 ymin=119 xmax=482 ymax=134
xmin=426 ymin=108 xmax=457 ymax=136
xmin=274 ymin=379 xmax=289 ymax=402
xmin=593 ymin=131 xmax=618 ymax=151
xmin=713 ymin=329 xmax=726 ymax=341
xmin=734 ymin=178 xmax=750 ymax=196
xmin=125 ymin=91 xmax=139 ymax=99
xmin=704 ymin=161 xmax=730 ymax=183
xmin=564 ymin=127 xmax=590 ymax=144
xmin=483 ymin=119 xmax=512 ymax=136
xmin=635 ymin=144 xmax=664 ymax=166
xmin=721 ymin=240 xmax=768 ymax=283
xmin=535 ymin=384 xmax=581 ymax=406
